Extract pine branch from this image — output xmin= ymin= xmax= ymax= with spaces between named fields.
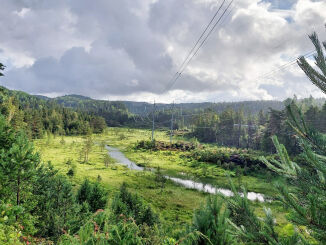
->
xmin=297 ymin=32 xmax=326 ymax=94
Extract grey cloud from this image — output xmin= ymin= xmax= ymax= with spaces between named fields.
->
xmin=0 ymin=0 xmax=326 ymax=101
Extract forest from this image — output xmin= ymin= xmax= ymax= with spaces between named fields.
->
xmin=0 ymin=29 xmax=326 ymax=245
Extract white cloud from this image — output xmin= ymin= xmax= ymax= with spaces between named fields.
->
xmin=0 ymin=0 xmax=325 ymax=102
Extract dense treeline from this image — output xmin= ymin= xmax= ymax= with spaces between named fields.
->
xmin=0 ymin=86 xmax=106 ymax=138
xmin=188 ymin=96 xmax=326 ymax=155
xmin=123 ymin=98 xmax=325 ymax=116
xmin=123 ymin=100 xmax=287 ymax=116
xmin=40 ymin=94 xmax=133 ymax=127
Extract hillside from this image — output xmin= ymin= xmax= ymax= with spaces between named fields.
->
xmin=0 ymin=86 xmax=107 ymax=137
xmin=39 ymin=94 xmax=326 ymax=117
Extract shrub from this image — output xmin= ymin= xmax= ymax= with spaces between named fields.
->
xmin=111 ymin=183 xmax=158 ymax=226
xmin=77 ymin=179 xmax=108 ymax=212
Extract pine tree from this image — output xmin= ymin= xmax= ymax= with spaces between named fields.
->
xmin=0 ymin=62 xmax=5 ymax=77
xmin=191 ymin=196 xmax=234 ymax=245
xmin=261 ymin=105 xmax=326 ymax=242
xmin=82 ymin=135 xmax=93 ymax=163
xmin=103 ymin=154 xmax=111 ymax=168
xmin=77 ymin=179 xmax=93 ymax=205
xmin=297 ymin=32 xmax=326 ymax=94
xmin=224 ymin=180 xmax=306 ymax=244
xmin=260 ymin=29 xmax=326 ymax=243
xmin=77 ymin=179 xmax=107 ymax=213
xmin=0 ymin=131 xmax=40 ymax=212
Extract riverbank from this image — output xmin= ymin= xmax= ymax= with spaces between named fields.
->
xmin=34 ymin=128 xmax=289 ymax=231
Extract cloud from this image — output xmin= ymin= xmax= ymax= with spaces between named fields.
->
xmin=0 ymin=0 xmax=325 ymax=102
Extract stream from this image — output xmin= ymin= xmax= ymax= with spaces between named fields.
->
xmin=106 ymin=146 xmax=266 ymax=202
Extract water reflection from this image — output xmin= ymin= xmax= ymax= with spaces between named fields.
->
xmin=106 ymin=146 xmax=265 ymax=202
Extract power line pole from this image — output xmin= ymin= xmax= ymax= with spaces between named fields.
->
xmin=238 ymin=118 xmax=242 ymax=148
xmin=152 ymin=100 xmax=155 ymax=142
xmin=181 ymin=106 xmax=184 ymax=130
xmin=170 ymin=102 xmax=174 ymax=144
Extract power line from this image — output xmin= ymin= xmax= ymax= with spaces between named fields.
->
xmin=175 ymin=0 xmax=227 ymax=75
xmin=163 ymin=0 xmax=227 ymax=92
xmin=164 ymin=0 xmax=234 ymax=92
xmin=255 ymin=50 xmax=316 ymax=82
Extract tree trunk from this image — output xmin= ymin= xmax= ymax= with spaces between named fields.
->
xmin=16 ymin=175 xmax=20 ymax=221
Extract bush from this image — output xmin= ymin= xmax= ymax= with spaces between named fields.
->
xmin=188 ymin=148 xmax=274 ymax=175
xmin=77 ymin=179 xmax=108 ymax=213
xmin=111 ymin=183 xmax=158 ymax=226
xmin=58 ymin=211 xmax=166 ymax=245
xmin=0 ymin=203 xmax=24 ymax=245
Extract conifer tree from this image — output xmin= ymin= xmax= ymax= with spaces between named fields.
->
xmin=0 ymin=131 xmax=40 ymax=210
xmin=0 ymin=62 xmax=4 ymax=77
xmin=191 ymin=196 xmax=233 ymax=245
xmin=298 ymin=32 xmax=326 ymax=94
xmin=260 ymin=29 xmax=326 ymax=243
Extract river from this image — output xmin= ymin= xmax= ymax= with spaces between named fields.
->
xmin=106 ymin=146 xmax=266 ymax=202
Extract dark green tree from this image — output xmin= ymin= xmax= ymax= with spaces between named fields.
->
xmin=33 ymin=171 xmax=84 ymax=240
xmin=111 ymin=183 xmax=158 ymax=226
xmin=0 ymin=131 xmax=40 ymax=214
xmin=0 ymin=63 xmax=5 ymax=77
xmin=76 ymin=179 xmax=107 ymax=213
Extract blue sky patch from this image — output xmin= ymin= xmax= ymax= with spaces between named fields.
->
xmin=260 ymin=0 xmax=297 ymax=10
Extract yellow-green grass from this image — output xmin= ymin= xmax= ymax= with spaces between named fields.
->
xmin=34 ymin=134 xmax=208 ymax=229
xmin=34 ymin=128 xmax=289 ymax=232
xmin=94 ymin=127 xmax=279 ymax=196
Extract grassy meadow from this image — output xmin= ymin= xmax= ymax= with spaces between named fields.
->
xmin=34 ymin=127 xmax=290 ymax=233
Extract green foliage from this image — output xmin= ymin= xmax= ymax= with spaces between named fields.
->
xmin=103 ymin=153 xmax=112 ymax=168
xmin=58 ymin=211 xmax=168 ymax=245
xmin=111 ymin=183 xmax=159 ymax=226
xmin=77 ymin=179 xmax=108 ymax=212
xmin=262 ymin=124 xmax=326 ymax=241
xmin=135 ymin=139 xmax=197 ymax=151
xmin=0 ymin=85 xmax=107 ymax=138
xmin=35 ymin=173 xmax=85 ymax=240
xmin=0 ymin=129 xmax=40 ymax=233
xmin=81 ymin=134 xmax=93 ymax=163
xmin=298 ymin=32 xmax=326 ymax=94
xmin=0 ymin=63 xmax=4 ymax=77
xmin=225 ymin=181 xmax=306 ymax=244
xmin=190 ymin=196 xmax=234 ymax=245
xmin=154 ymin=167 xmax=167 ymax=191
xmin=189 ymin=148 xmax=271 ymax=175
xmin=0 ymin=115 xmax=91 ymax=242
xmin=0 ymin=202 xmax=24 ymax=245
xmin=260 ymin=30 xmax=326 ymax=243
xmin=53 ymin=94 xmax=132 ymax=127
xmin=66 ymin=165 xmax=76 ymax=177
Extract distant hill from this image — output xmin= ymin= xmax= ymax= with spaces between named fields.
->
xmin=121 ymin=100 xmax=286 ymax=116
xmin=34 ymin=93 xmax=326 ymax=117
xmin=0 ymin=86 xmax=107 ymax=137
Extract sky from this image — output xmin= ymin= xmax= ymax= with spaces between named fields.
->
xmin=0 ymin=0 xmax=325 ymax=103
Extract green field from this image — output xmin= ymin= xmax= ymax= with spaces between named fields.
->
xmin=34 ymin=127 xmax=288 ymax=233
